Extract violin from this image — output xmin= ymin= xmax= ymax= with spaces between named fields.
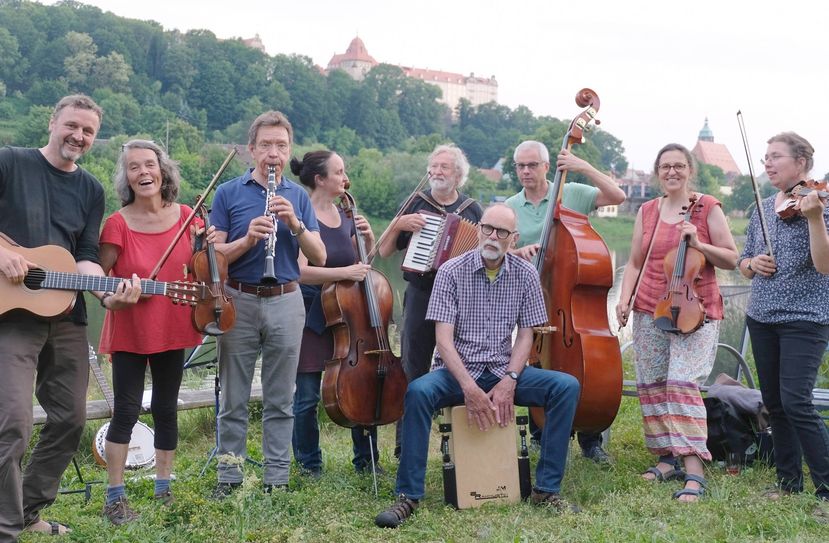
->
xmin=653 ymin=196 xmax=706 ymax=334
xmin=529 ymin=88 xmax=623 ymax=434
xmin=189 ymin=206 xmax=235 ymax=335
xmin=776 ymin=179 xmax=829 ymax=220
xmin=320 ymin=191 xmax=407 ymax=427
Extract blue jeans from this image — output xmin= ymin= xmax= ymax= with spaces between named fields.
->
xmin=396 ymin=367 xmax=579 ymax=499
xmin=747 ymin=317 xmax=829 ymax=499
xmin=292 ymin=372 xmax=378 ymax=472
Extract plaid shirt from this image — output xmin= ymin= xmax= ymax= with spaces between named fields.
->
xmin=426 ymin=250 xmax=548 ymax=379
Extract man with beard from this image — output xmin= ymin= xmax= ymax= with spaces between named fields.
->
xmin=505 ymin=139 xmax=626 ymax=464
xmin=376 ymin=144 xmax=483 ymax=456
xmin=375 ymin=204 xmax=580 ymax=528
xmin=0 ymin=95 xmax=141 ymax=541
xmin=209 ymin=111 xmax=325 ymax=497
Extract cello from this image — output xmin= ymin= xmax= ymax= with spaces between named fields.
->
xmin=531 ymin=88 xmax=623 ymax=433
xmin=320 ymin=191 xmax=407 ymax=427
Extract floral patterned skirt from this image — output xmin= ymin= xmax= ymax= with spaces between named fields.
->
xmin=632 ymin=311 xmax=720 ymax=460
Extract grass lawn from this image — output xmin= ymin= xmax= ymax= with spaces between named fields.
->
xmin=20 ymin=394 xmax=829 ymax=542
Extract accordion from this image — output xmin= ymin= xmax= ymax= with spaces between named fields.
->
xmin=401 ymin=212 xmax=478 ymax=273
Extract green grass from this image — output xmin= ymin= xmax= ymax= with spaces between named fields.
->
xmin=20 ymin=398 xmax=829 ymax=543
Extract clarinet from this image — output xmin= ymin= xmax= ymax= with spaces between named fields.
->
xmin=262 ymin=165 xmax=278 ymax=283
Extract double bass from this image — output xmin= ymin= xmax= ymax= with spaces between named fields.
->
xmin=321 ymin=191 xmax=407 ymax=427
xmin=531 ymin=88 xmax=623 ymax=433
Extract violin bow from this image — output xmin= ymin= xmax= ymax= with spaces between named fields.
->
xmin=365 ymin=172 xmax=431 ymax=264
xmin=619 ymin=196 xmax=665 ymax=330
xmin=736 ymin=111 xmax=774 ymax=259
xmin=148 ymin=147 xmax=238 ymax=280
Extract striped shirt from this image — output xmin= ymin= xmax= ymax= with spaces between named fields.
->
xmin=426 ymin=250 xmax=548 ymax=379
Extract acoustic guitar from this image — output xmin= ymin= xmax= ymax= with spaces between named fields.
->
xmin=0 ymin=233 xmax=205 ymax=318
xmin=88 ymin=345 xmax=156 ymax=469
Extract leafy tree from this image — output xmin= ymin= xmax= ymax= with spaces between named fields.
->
xmin=696 ymin=163 xmax=725 ymax=199
xmin=90 ymin=51 xmax=132 ymax=93
xmin=0 ymin=27 xmax=23 ymax=89
xmin=62 ymin=31 xmax=96 ymax=89
xmin=347 ymin=148 xmax=397 ymax=218
xmin=271 ymin=54 xmax=326 ymax=143
xmin=398 ymin=78 xmax=444 ymax=137
xmin=14 ymin=105 xmax=51 ymax=147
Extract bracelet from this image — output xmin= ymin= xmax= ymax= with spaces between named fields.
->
xmin=100 ymin=292 xmax=114 ymax=309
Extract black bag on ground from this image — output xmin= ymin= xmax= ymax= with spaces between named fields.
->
xmin=704 ymin=396 xmax=773 ymax=466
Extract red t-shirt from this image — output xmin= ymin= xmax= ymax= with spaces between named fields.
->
xmin=98 ymin=205 xmax=204 ymax=354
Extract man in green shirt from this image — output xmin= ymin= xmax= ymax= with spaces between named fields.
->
xmin=505 ymin=139 xmax=626 ymax=463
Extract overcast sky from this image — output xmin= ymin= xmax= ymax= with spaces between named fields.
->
xmin=43 ymin=0 xmax=829 ymax=177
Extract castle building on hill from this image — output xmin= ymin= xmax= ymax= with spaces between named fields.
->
xmin=691 ymin=118 xmax=741 ymax=179
xmin=326 ymin=36 xmax=498 ymax=111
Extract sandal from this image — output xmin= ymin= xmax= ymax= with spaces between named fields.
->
xmin=641 ymin=461 xmax=685 ymax=482
xmin=24 ymin=519 xmax=71 ymax=535
xmin=673 ymin=474 xmax=707 ymax=501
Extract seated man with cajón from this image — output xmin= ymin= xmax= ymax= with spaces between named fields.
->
xmin=375 ymin=203 xmax=580 ymax=528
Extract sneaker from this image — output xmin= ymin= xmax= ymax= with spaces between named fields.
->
xmin=374 ymin=495 xmax=419 ymax=528
xmin=103 ymin=495 xmax=140 ymax=525
xmin=210 ymin=481 xmax=241 ymax=500
xmin=529 ymin=490 xmax=581 ymax=513
xmin=582 ymin=445 xmax=612 ymax=465
xmin=154 ymin=489 xmax=174 ymax=506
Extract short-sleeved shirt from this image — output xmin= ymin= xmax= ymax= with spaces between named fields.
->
xmin=210 ymin=169 xmax=319 ymax=284
xmin=0 ymin=146 xmax=104 ymax=324
xmin=425 ymin=250 xmax=548 ymax=379
xmin=505 ymin=181 xmax=598 ymax=248
xmin=741 ymin=195 xmax=829 ymax=324
xmin=394 ymin=189 xmax=483 ymax=290
xmin=98 ymin=205 xmax=204 ymax=354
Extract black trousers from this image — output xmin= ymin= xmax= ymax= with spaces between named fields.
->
xmin=106 ymin=350 xmax=184 ymax=451
xmin=747 ymin=317 xmax=829 ymax=499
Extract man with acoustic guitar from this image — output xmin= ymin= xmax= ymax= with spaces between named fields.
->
xmin=0 ymin=95 xmax=140 ymax=541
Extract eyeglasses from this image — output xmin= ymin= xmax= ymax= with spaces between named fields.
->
xmin=515 ymin=161 xmax=542 ymax=171
xmin=761 ymin=154 xmax=793 ymax=165
xmin=480 ymin=223 xmax=515 ymax=239
xmin=658 ymin=163 xmax=688 ymax=173
xmin=257 ymin=141 xmax=290 ymax=153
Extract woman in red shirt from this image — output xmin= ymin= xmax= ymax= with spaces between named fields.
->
xmin=98 ymin=140 xmax=203 ymax=524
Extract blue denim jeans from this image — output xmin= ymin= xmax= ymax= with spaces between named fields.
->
xmin=396 ymin=367 xmax=579 ymax=499
xmin=292 ymin=372 xmax=378 ymax=472
xmin=747 ymin=317 xmax=829 ymax=499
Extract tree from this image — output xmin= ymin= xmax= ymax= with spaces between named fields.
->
xmin=0 ymin=27 xmax=22 ymax=89
xmin=63 ymin=31 xmax=97 ymax=89
xmin=90 ymin=51 xmax=132 ymax=93
xmin=14 ymin=105 xmax=52 ymax=147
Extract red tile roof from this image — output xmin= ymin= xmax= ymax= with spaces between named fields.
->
xmin=691 ymin=140 xmax=741 ymax=176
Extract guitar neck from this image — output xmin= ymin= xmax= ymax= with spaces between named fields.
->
xmin=42 ymin=271 xmax=169 ymax=295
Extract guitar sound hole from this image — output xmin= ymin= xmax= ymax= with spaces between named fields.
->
xmin=23 ymin=268 xmax=46 ymax=290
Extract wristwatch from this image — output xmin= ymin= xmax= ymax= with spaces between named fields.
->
xmin=291 ymin=220 xmax=306 ymax=237
xmin=506 ymin=371 xmax=519 ymax=381
xmin=745 ymin=258 xmax=753 ymax=272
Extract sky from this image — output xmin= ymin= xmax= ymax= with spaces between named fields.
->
xmin=43 ymin=0 xmax=829 ymax=177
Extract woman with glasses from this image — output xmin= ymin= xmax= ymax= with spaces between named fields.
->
xmin=615 ymin=143 xmax=738 ymax=502
xmin=739 ymin=132 xmax=829 ymax=509
xmin=289 ymin=150 xmax=384 ymax=476
xmin=98 ymin=140 xmax=205 ymax=523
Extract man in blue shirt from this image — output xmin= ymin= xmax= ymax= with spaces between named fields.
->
xmin=210 ymin=111 xmax=326 ymax=496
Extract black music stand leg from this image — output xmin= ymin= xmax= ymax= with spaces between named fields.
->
xmin=58 ymin=456 xmax=103 ymax=503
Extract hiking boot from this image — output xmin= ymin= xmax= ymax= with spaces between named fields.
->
xmin=103 ymin=495 xmax=140 ymax=525
xmin=529 ymin=490 xmax=581 ymax=513
xmin=210 ymin=481 xmax=241 ymax=500
xmin=154 ymin=489 xmax=174 ymax=506
xmin=582 ymin=445 xmax=612 ymax=465
xmin=375 ymin=495 xmax=419 ymax=528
